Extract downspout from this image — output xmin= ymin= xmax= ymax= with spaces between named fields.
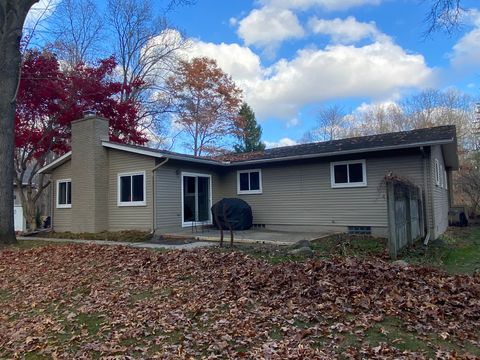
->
xmin=420 ymin=146 xmax=431 ymax=245
xmin=151 ymin=158 xmax=169 ymax=234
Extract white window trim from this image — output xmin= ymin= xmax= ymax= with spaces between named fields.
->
xmin=434 ymin=159 xmax=440 ymax=186
xmin=181 ymin=172 xmax=213 ymax=227
xmin=117 ymin=171 xmax=146 ymax=207
xmin=237 ymin=169 xmax=263 ymax=195
xmin=56 ymin=178 xmax=72 ymax=209
xmin=330 ymin=159 xmax=367 ymax=188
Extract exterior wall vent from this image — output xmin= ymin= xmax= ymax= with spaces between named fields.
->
xmin=348 ymin=226 xmax=371 ymax=235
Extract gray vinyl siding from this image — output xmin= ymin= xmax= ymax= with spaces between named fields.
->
xmin=107 ymin=150 xmax=155 ymax=231
xmin=51 ymin=160 xmax=72 ymax=232
xmin=154 ymin=161 xmax=222 ymax=231
xmin=430 ymin=145 xmax=449 ymax=238
xmin=217 ymin=154 xmax=425 ymax=233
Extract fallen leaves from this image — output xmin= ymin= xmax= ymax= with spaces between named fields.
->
xmin=0 ymin=244 xmax=478 ymax=359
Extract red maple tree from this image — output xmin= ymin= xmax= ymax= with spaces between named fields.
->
xmin=15 ymin=49 xmax=147 ymax=229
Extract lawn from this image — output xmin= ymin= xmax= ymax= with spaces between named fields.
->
xmin=1 ymin=235 xmax=479 ymax=359
xmin=401 ymin=224 xmax=480 ymax=274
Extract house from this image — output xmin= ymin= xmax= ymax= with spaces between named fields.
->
xmin=39 ymin=114 xmax=458 ymax=240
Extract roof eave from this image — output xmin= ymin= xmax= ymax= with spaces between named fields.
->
xmin=101 ymin=141 xmax=226 ymax=166
xmin=38 ymin=151 xmax=72 ymax=174
xmin=226 ymin=139 xmax=456 ymax=166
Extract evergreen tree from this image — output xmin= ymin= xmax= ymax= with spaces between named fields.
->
xmin=234 ymin=103 xmax=266 ymax=153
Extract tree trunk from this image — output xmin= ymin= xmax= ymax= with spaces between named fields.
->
xmin=0 ymin=1 xmax=38 ymax=244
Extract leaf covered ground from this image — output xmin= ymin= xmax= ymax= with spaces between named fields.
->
xmin=1 ymin=244 xmax=479 ymax=359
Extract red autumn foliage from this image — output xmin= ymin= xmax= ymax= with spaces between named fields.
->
xmin=15 ymin=49 xmax=147 ymax=161
xmin=14 ymin=49 xmax=148 ymax=230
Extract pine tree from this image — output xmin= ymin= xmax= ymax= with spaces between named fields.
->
xmin=234 ymin=103 xmax=266 ymax=153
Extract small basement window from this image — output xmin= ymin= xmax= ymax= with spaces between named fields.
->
xmin=56 ymin=179 xmax=72 ymax=208
xmin=348 ymin=226 xmax=371 ymax=235
xmin=237 ymin=169 xmax=262 ymax=194
xmin=118 ymin=171 xmax=146 ymax=206
xmin=330 ymin=160 xmax=367 ymax=188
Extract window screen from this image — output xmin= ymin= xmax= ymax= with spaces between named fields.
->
xmin=238 ymin=170 xmax=262 ymax=193
xmin=119 ymin=173 xmax=145 ymax=204
xmin=332 ymin=161 xmax=366 ymax=187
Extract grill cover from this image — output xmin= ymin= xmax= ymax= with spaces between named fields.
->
xmin=211 ymin=198 xmax=253 ymax=230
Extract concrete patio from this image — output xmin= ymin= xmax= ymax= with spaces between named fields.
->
xmin=158 ymin=228 xmax=332 ymax=246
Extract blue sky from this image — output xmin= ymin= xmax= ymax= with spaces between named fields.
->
xmin=28 ymin=0 xmax=480 ymax=148
xmin=168 ymin=0 xmax=480 ymax=147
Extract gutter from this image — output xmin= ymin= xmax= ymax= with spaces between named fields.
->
xmin=420 ymin=146 xmax=432 ymax=245
xmin=151 ymin=158 xmax=169 ymax=233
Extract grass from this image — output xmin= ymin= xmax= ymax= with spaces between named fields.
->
xmin=6 ymin=239 xmax=68 ymax=250
xmin=334 ymin=316 xmax=480 ymax=358
xmin=1 ymin=239 xmax=479 ymax=358
xmin=227 ymin=233 xmax=387 ymax=265
xmin=401 ymin=224 xmax=480 ymax=274
xmin=229 ymin=224 xmax=480 ymax=275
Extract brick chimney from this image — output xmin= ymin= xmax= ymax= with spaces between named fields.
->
xmin=70 ymin=113 xmax=109 ymax=232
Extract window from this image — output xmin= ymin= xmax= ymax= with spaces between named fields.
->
xmin=118 ymin=171 xmax=146 ymax=206
xmin=237 ymin=169 xmax=262 ymax=194
xmin=56 ymin=179 xmax=72 ymax=208
xmin=434 ymin=159 xmax=440 ymax=186
xmin=330 ymin=160 xmax=367 ymax=188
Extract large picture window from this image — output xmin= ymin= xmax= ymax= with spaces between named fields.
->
xmin=330 ymin=160 xmax=367 ymax=188
xmin=118 ymin=171 xmax=146 ymax=206
xmin=237 ymin=169 xmax=262 ymax=194
xmin=56 ymin=179 xmax=72 ymax=208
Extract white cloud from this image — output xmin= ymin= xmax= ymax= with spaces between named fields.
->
xmin=186 ymin=37 xmax=434 ymax=121
xmin=450 ymin=11 xmax=480 ymax=69
xmin=25 ymin=0 xmax=59 ymax=29
xmin=265 ymin=137 xmax=298 ymax=148
xmin=259 ymin=0 xmax=382 ymax=11
xmin=286 ymin=117 xmax=300 ymax=128
xmin=237 ymin=7 xmax=304 ymax=51
xmin=451 ymin=29 xmax=480 ymax=68
xmin=184 ymin=40 xmax=264 ymax=87
xmin=250 ymin=41 xmax=434 ymax=119
xmin=308 ymin=16 xmax=385 ymax=44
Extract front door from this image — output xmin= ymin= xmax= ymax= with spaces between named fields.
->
xmin=182 ymin=173 xmax=212 ymax=227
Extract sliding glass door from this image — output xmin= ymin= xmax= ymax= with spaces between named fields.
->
xmin=182 ymin=173 xmax=212 ymax=227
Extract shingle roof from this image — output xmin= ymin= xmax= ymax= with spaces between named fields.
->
xmin=40 ymin=125 xmax=458 ymax=173
xmin=214 ymin=125 xmax=457 ymax=163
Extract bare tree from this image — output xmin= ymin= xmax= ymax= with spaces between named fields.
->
xmin=424 ymin=0 xmax=464 ymax=35
xmin=48 ymin=0 xmax=103 ymax=67
xmin=352 ymin=103 xmax=407 ymax=136
xmin=0 ymin=0 xmax=40 ymax=245
xmin=457 ymin=153 xmax=480 ymax=216
xmin=402 ymin=88 xmax=477 ymax=152
xmin=304 ymin=105 xmax=347 ymax=142
xmin=107 ymin=0 xmax=188 ymax=136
